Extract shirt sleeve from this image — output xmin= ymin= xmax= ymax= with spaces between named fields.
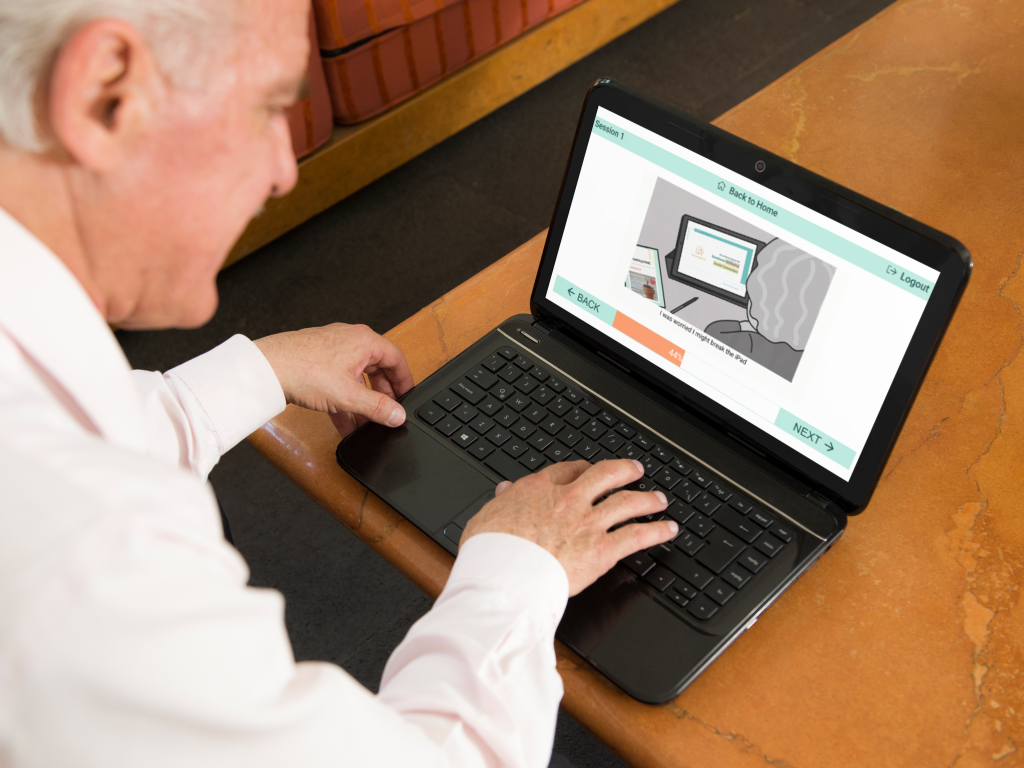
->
xmin=130 ymin=335 xmax=286 ymax=478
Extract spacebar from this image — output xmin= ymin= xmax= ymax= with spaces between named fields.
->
xmin=484 ymin=450 xmax=530 ymax=482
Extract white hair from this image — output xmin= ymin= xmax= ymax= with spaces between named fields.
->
xmin=0 ymin=0 xmax=234 ymax=152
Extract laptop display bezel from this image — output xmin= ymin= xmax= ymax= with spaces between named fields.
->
xmin=530 ymin=80 xmax=971 ymax=511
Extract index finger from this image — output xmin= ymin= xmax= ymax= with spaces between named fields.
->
xmin=366 ymin=336 xmax=415 ymax=398
xmin=569 ymin=458 xmax=645 ymax=502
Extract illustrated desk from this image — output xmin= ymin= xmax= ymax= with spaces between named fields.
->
xmin=250 ymin=0 xmax=1024 ymax=764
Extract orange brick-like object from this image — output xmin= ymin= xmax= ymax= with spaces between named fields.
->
xmin=285 ymin=7 xmax=334 ymax=159
xmin=318 ymin=0 xmax=586 ymax=125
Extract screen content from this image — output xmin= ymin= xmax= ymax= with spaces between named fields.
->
xmin=546 ymin=108 xmax=940 ymax=481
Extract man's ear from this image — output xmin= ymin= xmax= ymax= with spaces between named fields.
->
xmin=47 ymin=19 xmax=159 ymax=170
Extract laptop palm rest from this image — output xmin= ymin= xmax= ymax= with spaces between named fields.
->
xmin=337 ymin=422 xmax=495 ymax=536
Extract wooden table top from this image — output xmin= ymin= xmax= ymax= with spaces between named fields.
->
xmin=249 ymin=0 xmax=1024 ymax=764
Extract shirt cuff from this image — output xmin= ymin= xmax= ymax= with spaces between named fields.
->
xmin=445 ymin=532 xmax=570 ymax=630
xmin=168 ymin=335 xmax=286 ymax=453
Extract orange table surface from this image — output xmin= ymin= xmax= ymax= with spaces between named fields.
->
xmin=249 ymin=0 xmax=1024 ymax=764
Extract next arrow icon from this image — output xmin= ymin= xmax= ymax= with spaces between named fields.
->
xmin=825 ymin=442 xmax=834 ymax=452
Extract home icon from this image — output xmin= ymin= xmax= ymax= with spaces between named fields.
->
xmin=717 ymin=181 xmax=726 ymax=191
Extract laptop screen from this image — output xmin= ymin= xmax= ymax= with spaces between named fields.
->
xmin=543 ymin=106 xmax=941 ymax=483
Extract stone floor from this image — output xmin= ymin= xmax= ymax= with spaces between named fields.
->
xmin=117 ymin=1 xmax=893 ymax=764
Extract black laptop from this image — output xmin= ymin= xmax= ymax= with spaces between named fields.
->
xmin=336 ymin=79 xmax=971 ymax=703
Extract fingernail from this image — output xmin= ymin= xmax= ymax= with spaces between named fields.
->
xmin=632 ymin=460 xmax=644 ymax=473
xmin=668 ymin=521 xmax=679 ymax=534
xmin=386 ymin=406 xmax=405 ymax=426
xmin=654 ymin=490 xmax=667 ymax=504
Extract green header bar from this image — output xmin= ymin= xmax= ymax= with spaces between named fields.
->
xmin=774 ymin=409 xmax=855 ymax=468
xmin=590 ymin=118 xmax=934 ymax=299
xmin=553 ymin=275 xmax=617 ymax=324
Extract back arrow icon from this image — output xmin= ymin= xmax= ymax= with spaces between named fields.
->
xmin=568 ymin=288 xmax=575 ymax=298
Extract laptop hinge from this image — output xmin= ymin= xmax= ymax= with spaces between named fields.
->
xmin=806 ymin=490 xmax=834 ymax=510
xmin=532 ymin=319 xmax=556 ymax=335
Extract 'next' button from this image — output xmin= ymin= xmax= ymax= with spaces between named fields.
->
xmin=774 ymin=409 xmax=855 ymax=469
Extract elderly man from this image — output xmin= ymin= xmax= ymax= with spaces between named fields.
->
xmin=0 ymin=0 xmax=677 ymax=765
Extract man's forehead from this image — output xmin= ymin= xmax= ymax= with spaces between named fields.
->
xmin=233 ymin=0 xmax=309 ymax=87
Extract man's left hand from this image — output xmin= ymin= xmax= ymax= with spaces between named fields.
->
xmin=254 ymin=324 xmax=415 ymax=438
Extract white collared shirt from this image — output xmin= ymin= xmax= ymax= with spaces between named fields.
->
xmin=0 ymin=207 xmax=569 ymax=767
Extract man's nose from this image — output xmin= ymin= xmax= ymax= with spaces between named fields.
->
xmin=269 ymin=115 xmax=299 ymax=198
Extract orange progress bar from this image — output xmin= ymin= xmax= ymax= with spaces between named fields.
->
xmin=612 ymin=312 xmax=685 ymax=367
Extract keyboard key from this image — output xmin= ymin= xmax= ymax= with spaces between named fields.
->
xmin=484 ymin=449 xmax=529 ymax=482
xmin=453 ymin=403 xmax=477 ymax=423
xmin=506 ymin=393 xmax=532 ymax=412
xmin=672 ymin=581 xmax=697 ymax=600
xmin=755 ymin=534 xmax=784 ymax=558
xmin=450 ymin=428 xmax=478 ymax=449
xmin=633 ymin=433 xmax=655 ymax=450
xmin=532 ymin=387 xmax=556 ymax=405
xmin=498 ymin=364 xmax=522 ymax=383
xmin=686 ymin=594 xmax=718 ymax=620
xmin=722 ymin=566 xmax=751 ymax=589
xmin=670 ymin=457 xmax=693 ymax=476
xmin=615 ymin=423 xmax=636 ymax=439
xmin=729 ymin=496 xmax=755 ymax=515
xmin=416 ymin=403 xmax=445 ymax=425
xmin=545 ymin=442 xmax=573 ymax=462
xmin=523 ymin=405 xmax=548 ymax=424
xmin=529 ymin=367 xmax=549 ymax=382
xmin=664 ymin=499 xmax=695 ymax=527
xmin=497 ymin=346 xmax=517 ymax=360
xmin=477 ymin=396 xmax=503 ymax=416
xmin=709 ymin=482 xmax=732 ymax=501
xmin=695 ymin=528 xmax=746 ymax=574
xmin=694 ymin=493 xmax=721 ymax=516
xmin=591 ymin=450 xmax=617 ymax=463
xmin=468 ymin=441 xmax=494 ymax=460
xmin=443 ymin=524 xmax=463 ymax=545
xmin=490 ymin=382 xmax=515 ymax=400
xmin=565 ymin=409 xmax=589 ymax=428
xmin=631 ymin=478 xmax=659 ymax=493
xmin=512 ymin=355 xmax=532 ymax=370
xmin=545 ymin=377 xmax=567 ymax=393
xmin=451 ymin=378 xmax=486 ymax=405
xmin=738 ymin=550 xmax=767 ymax=573
xmin=705 ymin=579 xmax=736 ymax=606
xmin=435 ymin=416 xmax=461 ymax=436
xmin=622 ymin=551 xmax=655 ymax=577
xmin=514 ymin=375 xmax=539 ymax=394
xmin=715 ymin=508 xmax=762 ymax=544
xmin=641 ymin=456 xmax=663 ymax=477
xmin=563 ymin=389 xmax=583 ymax=404
xmin=482 ymin=353 xmax=506 ymax=372
xmin=598 ymin=432 xmax=625 ymax=452
xmin=548 ymin=397 xmax=572 ymax=416
xmin=433 ymin=391 xmax=462 ymax=411
xmin=527 ymin=431 xmax=554 ymax=451
xmin=486 ymin=428 xmax=512 ymax=446
xmin=540 ymin=417 xmax=564 ymax=436
xmin=770 ymin=523 xmax=794 ymax=543
xmin=579 ymin=399 xmax=602 ymax=416
xmin=666 ymin=589 xmax=690 ymax=609
xmin=690 ymin=469 xmax=713 ymax=488
xmin=650 ymin=445 xmax=674 ymax=463
xmin=597 ymin=411 xmax=617 ymax=427
xmin=653 ymin=468 xmax=682 ymax=490
xmin=649 ymin=542 xmax=689 ymax=573
xmin=617 ymin=443 xmax=644 ymax=461
xmin=467 ymin=367 xmax=498 ymax=389
xmin=644 ymin=566 xmax=676 ymax=592
xmin=686 ymin=513 xmax=715 ymax=538
xmin=511 ymin=421 xmax=535 ymax=439
xmin=559 ymin=429 xmax=582 ymax=447
xmin=674 ymin=530 xmax=704 ymax=557
xmin=502 ymin=440 xmax=528 ymax=458
xmin=574 ymin=439 xmax=599 ymax=459
xmin=495 ymin=409 xmax=518 ymax=428
xmin=674 ymin=479 xmax=701 ymax=503
xmin=519 ymin=451 xmax=546 ymax=471
xmin=749 ymin=509 xmax=774 ymax=528
xmin=582 ymin=420 xmax=607 ymax=439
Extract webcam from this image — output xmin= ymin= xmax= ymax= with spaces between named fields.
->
xmin=754 ymin=160 xmax=767 ymax=173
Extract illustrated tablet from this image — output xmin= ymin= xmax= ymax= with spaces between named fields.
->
xmin=669 ymin=216 xmax=764 ymax=305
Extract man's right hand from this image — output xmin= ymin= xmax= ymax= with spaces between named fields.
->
xmin=461 ymin=459 xmax=678 ymax=596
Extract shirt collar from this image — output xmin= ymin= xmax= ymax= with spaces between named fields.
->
xmin=0 ymin=206 xmax=146 ymax=453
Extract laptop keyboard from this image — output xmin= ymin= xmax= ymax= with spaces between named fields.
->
xmin=415 ymin=345 xmax=795 ymax=622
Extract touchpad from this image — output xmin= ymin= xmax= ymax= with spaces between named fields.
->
xmin=337 ymin=424 xmax=496 ymax=535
